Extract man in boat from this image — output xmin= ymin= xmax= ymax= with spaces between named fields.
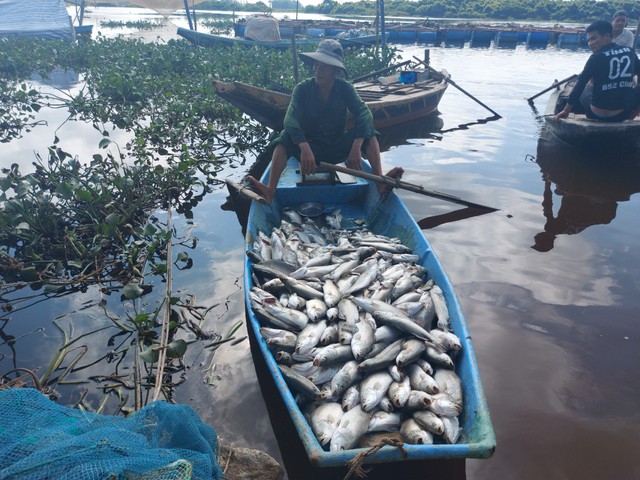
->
xmin=611 ymin=10 xmax=634 ymax=48
xmin=553 ymin=20 xmax=640 ymax=123
xmin=247 ymin=39 xmax=398 ymax=203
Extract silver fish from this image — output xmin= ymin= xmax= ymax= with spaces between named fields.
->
xmin=434 ymin=369 xmax=463 ymax=405
xmin=287 ymin=293 xmax=306 ymax=311
xmin=388 ymin=376 xmax=411 ymax=408
xmin=295 ymin=320 xmax=328 ymax=355
xmin=341 ymin=385 xmax=360 ymax=412
xmin=331 ymin=258 xmax=360 ymax=282
xmin=330 ymin=360 xmax=361 ymax=397
xmin=429 ymin=329 xmax=462 ymax=352
xmin=407 ymin=363 xmax=440 ymax=394
xmin=326 ymin=307 xmax=339 ymax=322
xmin=275 ymin=351 xmax=293 ymax=366
xmin=400 ymin=418 xmax=433 ymax=445
xmin=412 ymin=410 xmax=445 ymax=436
xmin=360 ymin=370 xmax=394 ymax=412
xmin=322 ymin=280 xmax=342 ymax=308
xmin=374 ymin=325 xmax=404 ymax=345
xmin=430 ymin=285 xmax=450 ymax=331
xmin=313 ymin=343 xmax=354 ymax=367
xmin=429 ymin=393 xmax=463 ymax=416
xmin=279 ymin=275 xmax=324 ymax=300
xmin=319 ymin=323 xmax=339 ymax=346
xmin=262 ymin=301 xmax=309 ymax=331
xmin=387 ymin=364 xmax=405 ymax=382
xmin=373 ymin=310 xmax=443 ymax=347
xmin=350 ymin=315 xmax=376 ymax=361
xmin=405 ymin=390 xmax=433 ymax=410
xmin=424 ymin=345 xmax=454 ymax=369
xmin=441 ymin=415 xmax=461 ymax=444
xmin=357 ymin=339 xmax=404 ymax=373
xmin=278 ymin=365 xmax=320 ymax=400
xmin=338 ymin=298 xmax=359 ymax=324
xmin=330 ymin=406 xmax=370 ymax=451
xmin=259 ymin=327 xmax=297 ymax=344
xmin=378 ymin=396 xmax=396 ymax=413
xmin=283 ymin=207 xmax=303 ymax=224
xmin=396 ymin=338 xmax=427 ymax=367
xmin=305 ymin=298 xmax=328 ymax=322
xmin=252 ymin=305 xmax=306 ymax=332
xmin=310 ymin=402 xmax=344 ymax=446
xmin=368 ymin=411 xmax=401 ymax=433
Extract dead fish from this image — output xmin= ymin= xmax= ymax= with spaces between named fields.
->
xmin=360 ymin=370 xmax=394 ymax=412
xmin=428 ymin=393 xmax=462 ymax=417
xmin=278 ymin=365 xmax=320 ymax=400
xmin=434 ymin=369 xmax=463 ymax=405
xmin=441 ymin=415 xmax=461 ymax=444
xmin=330 ymin=406 xmax=370 ymax=451
xmin=412 ymin=410 xmax=445 ymax=436
xmin=430 ymin=285 xmax=450 ymax=331
xmin=368 ymin=411 xmax=402 ymax=433
xmin=400 ymin=418 xmax=433 ymax=445
xmin=306 ymin=298 xmax=328 ymax=322
xmin=310 ymin=402 xmax=344 ymax=446
xmin=388 ymin=376 xmax=411 ymax=408
xmin=295 ymin=320 xmax=328 ymax=355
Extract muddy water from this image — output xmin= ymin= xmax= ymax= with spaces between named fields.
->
xmin=2 ymin=15 xmax=640 ymax=480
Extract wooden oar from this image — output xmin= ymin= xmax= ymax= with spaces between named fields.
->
xmin=526 ymin=74 xmax=578 ymax=104
xmin=225 ymin=179 xmax=267 ymax=204
xmin=318 ymin=162 xmax=498 ymax=212
xmin=412 ymin=56 xmax=502 ymax=119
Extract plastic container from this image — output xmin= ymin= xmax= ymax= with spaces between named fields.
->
xmin=399 ymin=71 xmax=417 ymax=84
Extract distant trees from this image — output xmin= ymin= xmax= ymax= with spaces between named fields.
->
xmin=303 ymin=0 xmax=638 ymax=24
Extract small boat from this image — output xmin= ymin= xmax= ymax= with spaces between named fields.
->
xmin=177 ymin=27 xmax=387 ymax=51
xmin=242 ymin=158 xmax=496 ymax=469
xmin=544 ymin=79 xmax=640 ymax=150
xmin=213 ymin=68 xmax=449 ymax=131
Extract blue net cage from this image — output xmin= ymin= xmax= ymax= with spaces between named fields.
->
xmin=0 ymin=388 xmax=223 ymax=480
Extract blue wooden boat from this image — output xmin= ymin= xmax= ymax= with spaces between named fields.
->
xmin=242 ymin=158 xmax=496 ymax=468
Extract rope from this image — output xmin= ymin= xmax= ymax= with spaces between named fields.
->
xmin=343 ymin=438 xmax=407 ymax=480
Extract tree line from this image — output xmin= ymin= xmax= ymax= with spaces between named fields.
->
xmin=199 ymin=0 xmax=639 ymax=25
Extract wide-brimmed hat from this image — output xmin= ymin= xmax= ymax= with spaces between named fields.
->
xmin=299 ymin=39 xmax=348 ymax=76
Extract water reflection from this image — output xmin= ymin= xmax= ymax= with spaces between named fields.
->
xmin=531 ymin=135 xmax=640 ymax=252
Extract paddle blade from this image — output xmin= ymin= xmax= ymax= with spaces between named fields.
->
xmin=417 ymin=207 xmax=498 ymax=229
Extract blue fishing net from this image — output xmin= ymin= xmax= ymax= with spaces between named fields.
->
xmin=0 ymin=388 xmax=222 ymax=480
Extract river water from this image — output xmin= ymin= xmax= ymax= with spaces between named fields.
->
xmin=2 ymin=9 xmax=640 ymax=480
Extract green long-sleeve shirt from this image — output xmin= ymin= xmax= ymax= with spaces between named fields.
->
xmin=283 ymin=77 xmax=377 ymax=146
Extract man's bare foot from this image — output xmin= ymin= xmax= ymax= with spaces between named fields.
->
xmin=377 ymin=167 xmax=405 ymax=196
xmin=246 ymin=175 xmax=275 ymax=204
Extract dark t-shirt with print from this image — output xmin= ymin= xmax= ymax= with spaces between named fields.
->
xmin=568 ymin=43 xmax=640 ymax=110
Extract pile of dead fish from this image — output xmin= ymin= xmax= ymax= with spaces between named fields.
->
xmin=248 ymin=208 xmax=464 ymax=452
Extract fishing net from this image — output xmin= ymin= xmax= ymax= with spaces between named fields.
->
xmin=0 ymin=388 xmax=222 ymax=480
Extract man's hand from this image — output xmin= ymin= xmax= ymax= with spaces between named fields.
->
xmin=552 ymin=105 xmax=571 ymax=121
xmin=347 ymin=139 xmax=364 ymax=170
xmin=299 ymin=142 xmax=317 ymax=175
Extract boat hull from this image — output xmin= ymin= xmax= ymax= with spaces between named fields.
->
xmin=213 ymin=72 xmax=448 ymax=131
xmin=243 ymin=158 xmax=496 ymax=468
xmin=544 ymin=81 xmax=640 ymax=150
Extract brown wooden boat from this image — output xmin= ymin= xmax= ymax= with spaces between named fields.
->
xmin=212 ymin=68 xmax=449 ymax=131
